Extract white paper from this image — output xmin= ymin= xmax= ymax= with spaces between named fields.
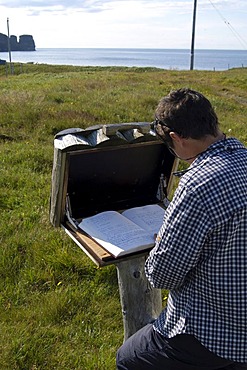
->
xmin=122 ymin=204 xmax=165 ymax=235
xmin=78 ymin=204 xmax=164 ymax=257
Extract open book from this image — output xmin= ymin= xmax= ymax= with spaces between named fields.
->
xmin=78 ymin=204 xmax=165 ymax=257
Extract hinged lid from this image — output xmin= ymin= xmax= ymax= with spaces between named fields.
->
xmin=50 ymin=123 xmax=176 ymax=228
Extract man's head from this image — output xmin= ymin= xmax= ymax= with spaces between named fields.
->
xmin=154 ymin=88 xmax=219 ymax=149
xmin=153 ymin=88 xmax=223 ymax=162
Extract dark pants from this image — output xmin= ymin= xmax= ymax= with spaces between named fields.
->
xmin=116 ymin=324 xmax=247 ymax=370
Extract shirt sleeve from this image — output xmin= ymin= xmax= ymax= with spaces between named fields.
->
xmin=145 ymin=185 xmax=212 ymax=290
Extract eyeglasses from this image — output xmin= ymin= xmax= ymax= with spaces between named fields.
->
xmin=151 ymin=118 xmax=177 ymax=157
xmin=151 ymin=118 xmax=169 ymax=141
xmin=152 ymin=118 xmax=173 ymax=132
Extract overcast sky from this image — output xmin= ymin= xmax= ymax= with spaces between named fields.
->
xmin=0 ymin=0 xmax=246 ymax=50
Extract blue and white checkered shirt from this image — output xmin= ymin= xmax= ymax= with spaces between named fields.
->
xmin=145 ymin=137 xmax=247 ymax=362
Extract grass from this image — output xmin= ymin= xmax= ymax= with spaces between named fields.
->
xmin=0 ymin=63 xmax=246 ymax=369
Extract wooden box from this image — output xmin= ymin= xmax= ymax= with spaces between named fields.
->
xmin=50 ymin=123 xmax=177 ymax=266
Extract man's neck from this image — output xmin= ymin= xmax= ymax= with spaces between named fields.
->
xmin=184 ymin=131 xmax=225 ymax=163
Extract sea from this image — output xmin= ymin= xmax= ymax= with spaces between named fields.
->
xmin=0 ymin=48 xmax=246 ymax=71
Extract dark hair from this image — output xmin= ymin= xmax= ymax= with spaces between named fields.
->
xmin=155 ymin=88 xmax=219 ymax=144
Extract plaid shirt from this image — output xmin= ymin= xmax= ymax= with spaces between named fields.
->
xmin=145 ymin=137 xmax=247 ymax=362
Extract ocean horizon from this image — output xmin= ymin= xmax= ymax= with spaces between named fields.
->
xmin=0 ymin=48 xmax=246 ymax=71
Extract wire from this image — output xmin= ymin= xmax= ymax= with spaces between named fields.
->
xmin=208 ymin=0 xmax=247 ymax=49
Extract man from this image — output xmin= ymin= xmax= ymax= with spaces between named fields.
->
xmin=116 ymin=88 xmax=247 ymax=369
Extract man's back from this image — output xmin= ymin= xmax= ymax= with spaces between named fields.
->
xmin=146 ymin=137 xmax=247 ymax=361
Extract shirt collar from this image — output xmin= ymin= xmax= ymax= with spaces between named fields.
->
xmin=173 ymin=136 xmax=246 ymax=177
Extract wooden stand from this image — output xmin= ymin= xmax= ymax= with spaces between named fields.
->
xmin=116 ymin=255 xmax=162 ymax=341
xmin=62 ymin=225 xmax=162 ymax=341
xmin=50 ymin=124 xmax=176 ymax=343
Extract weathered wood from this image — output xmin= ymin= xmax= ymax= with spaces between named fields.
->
xmin=116 ymin=256 xmax=162 ymax=341
xmin=49 ymin=123 xmax=173 ymax=343
xmin=50 ymin=147 xmax=67 ymax=227
xmin=167 ymin=157 xmax=179 ymax=198
xmin=103 ymin=122 xmax=150 ymax=136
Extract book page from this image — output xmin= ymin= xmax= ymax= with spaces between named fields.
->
xmin=122 ymin=204 xmax=165 ymax=235
xmin=78 ymin=210 xmax=155 ymax=257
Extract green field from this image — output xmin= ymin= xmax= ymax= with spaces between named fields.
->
xmin=0 ymin=63 xmax=246 ymax=369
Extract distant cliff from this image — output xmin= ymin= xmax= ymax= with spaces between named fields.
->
xmin=0 ymin=33 xmax=36 ymax=52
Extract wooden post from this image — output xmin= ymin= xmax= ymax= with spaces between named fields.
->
xmin=49 ymin=123 xmax=174 ymax=343
xmin=50 ymin=147 xmax=67 ymax=227
xmin=7 ymin=18 xmax=14 ymax=75
xmin=116 ymin=255 xmax=162 ymax=341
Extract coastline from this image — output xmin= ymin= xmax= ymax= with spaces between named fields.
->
xmin=0 ymin=47 xmax=246 ymax=71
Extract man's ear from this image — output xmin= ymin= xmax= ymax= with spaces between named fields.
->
xmin=169 ymin=131 xmax=182 ymax=144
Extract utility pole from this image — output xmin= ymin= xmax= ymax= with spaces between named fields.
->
xmin=190 ymin=0 xmax=197 ymax=70
xmin=7 ymin=18 xmax=14 ymax=75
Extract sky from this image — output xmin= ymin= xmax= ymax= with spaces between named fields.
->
xmin=0 ymin=0 xmax=247 ymax=50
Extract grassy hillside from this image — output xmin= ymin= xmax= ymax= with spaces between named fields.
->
xmin=0 ymin=63 xmax=246 ymax=369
